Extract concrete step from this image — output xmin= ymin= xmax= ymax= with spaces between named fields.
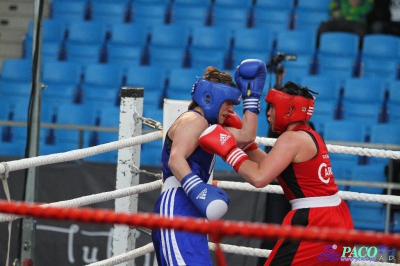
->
xmin=0 ymin=28 xmax=26 ymax=42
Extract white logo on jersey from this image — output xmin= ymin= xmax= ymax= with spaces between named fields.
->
xmin=196 ymin=188 xmax=207 ymax=200
xmin=318 ymin=163 xmax=332 ymax=184
xmin=220 ymin=133 xmax=230 ymax=145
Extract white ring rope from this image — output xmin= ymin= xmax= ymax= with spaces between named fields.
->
xmin=86 ymin=243 xmax=154 ymax=266
xmin=256 ymin=137 xmax=400 ymax=159
xmin=0 ymin=131 xmax=163 ymax=175
xmin=0 ymin=132 xmax=399 ymax=265
xmin=215 ymin=181 xmax=400 ymax=205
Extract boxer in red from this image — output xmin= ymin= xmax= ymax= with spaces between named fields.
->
xmin=199 ymin=81 xmax=354 ymax=265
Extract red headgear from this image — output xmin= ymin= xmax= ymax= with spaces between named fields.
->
xmin=265 ymin=88 xmax=315 ymax=134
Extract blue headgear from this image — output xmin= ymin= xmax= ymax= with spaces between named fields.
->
xmin=191 ymin=78 xmax=242 ymax=124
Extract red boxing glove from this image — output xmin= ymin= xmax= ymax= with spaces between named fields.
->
xmin=222 ymin=112 xmax=242 ymax=129
xmin=199 ymin=125 xmax=249 ymax=172
xmin=240 ymin=141 xmax=259 ymax=152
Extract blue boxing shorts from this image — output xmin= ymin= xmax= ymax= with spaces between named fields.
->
xmin=152 ymin=180 xmax=212 ymax=266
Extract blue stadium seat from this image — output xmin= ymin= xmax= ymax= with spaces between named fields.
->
xmin=106 ymin=45 xmax=144 ymax=68
xmin=141 ymin=137 xmax=163 ymax=166
xmin=232 ymin=27 xmax=275 ymax=55
xmin=125 ymin=65 xmax=168 ymax=92
xmin=361 ymin=34 xmax=400 ymax=60
xmin=330 ymin=159 xmax=358 ymax=191
xmin=318 ymin=32 xmax=360 ymax=59
xmin=280 ymin=55 xmax=314 ymax=81
xmin=210 ymin=6 xmax=251 ymax=31
xmin=386 ymin=103 xmax=400 ymax=124
xmin=24 ymin=41 xmax=63 ymax=62
xmin=299 ymin=75 xmax=341 ymax=102
xmin=90 ymin=2 xmax=130 ymax=25
xmin=65 ymin=20 xmax=108 ymax=45
xmin=309 ymin=99 xmax=338 ymax=133
xmin=350 ymin=201 xmax=386 ymax=231
xmin=0 ymin=139 xmax=26 ymax=157
xmin=254 ymin=0 xmax=295 ymax=10
xmin=252 ymin=7 xmax=292 ymax=32
xmin=190 ymin=26 xmax=233 ymax=54
xmin=50 ymin=1 xmax=89 ymax=23
xmin=0 ymin=82 xmax=31 ymax=102
xmin=42 ymin=61 xmax=83 ymax=86
xmin=388 ymin=80 xmax=400 ymax=106
xmin=189 ymin=49 xmax=228 ymax=70
xmin=82 ymin=63 xmax=125 ymax=88
xmin=316 ymin=55 xmax=357 ymax=80
xmin=0 ymin=59 xmax=32 ymax=85
xmin=275 ymin=29 xmax=317 ymax=57
xmin=293 ymin=10 xmax=329 ymax=32
xmin=108 ymin=23 xmax=149 ymax=48
xmin=342 ymin=77 xmax=386 ymax=104
xmin=295 ymin=0 xmax=331 ymax=13
xmin=342 ymin=102 xmax=382 ymax=125
xmin=169 ymin=5 xmax=209 ymax=28
xmin=42 ymin=84 xmax=78 ymax=105
xmin=50 ymin=103 xmax=98 ymax=126
xmin=166 ymin=68 xmax=203 ymax=100
xmin=148 ymin=47 xmax=188 ymax=69
xmin=213 ymin=0 xmax=253 ymax=8
xmin=97 ymin=106 xmax=120 ymax=127
xmin=3 ymin=101 xmax=30 ymax=122
xmin=131 ymin=3 xmax=169 ymax=28
xmin=149 ymin=24 xmax=191 ymax=49
xmin=360 ymin=58 xmax=399 ymax=81
xmin=349 ymin=164 xmax=387 ymax=194
xmin=64 ymin=43 xmax=104 ymax=64
xmin=39 ymin=128 xmax=80 ymax=155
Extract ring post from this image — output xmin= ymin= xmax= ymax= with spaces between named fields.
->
xmin=112 ymin=86 xmax=143 ymax=265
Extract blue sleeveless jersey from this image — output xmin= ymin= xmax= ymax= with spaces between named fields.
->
xmin=160 ymin=111 xmax=215 ymax=183
xmin=153 ymin=110 xmax=216 ymax=266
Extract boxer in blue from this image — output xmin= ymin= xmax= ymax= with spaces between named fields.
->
xmin=151 ymin=60 xmax=267 ymax=266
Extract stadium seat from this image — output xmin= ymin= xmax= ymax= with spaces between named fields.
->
xmin=349 ymin=164 xmax=387 ymax=194
xmin=42 ymin=84 xmax=78 ymax=106
xmin=293 ymin=10 xmax=329 ymax=32
xmin=210 ymin=6 xmax=251 ymax=31
xmin=106 ymin=45 xmax=144 ymax=68
xmin=141 ymin=137 xmax=163 ymax=166
xmin=342 ymin=77 xmax=386 ymax=105
xmin=172 ymin=0 xmax=211 ymax=6
xmin=254 ymin=0 xmax=295 ymax=10
xmin=42 ymin=61 xmax=83 ymax=86
xmin=50 ymin=1 xmax=89 ymax=23
xmin=309 ymin=99 xmax=338 ymax=133
xmin=64 ymin=43 xmax=104 ymax=64
xmin=0 ymin=82 xmax=31 ymax=102
xmin=342 ymin=102 xmax=382 ymax=125
xmin=275 ymin=30 xmax=317 ymax=57
xmin=361 ymin=34 xmax=400 ymax=60
xmin=330 ymin=159 xmax=359 ymax=191
xmin=350 ymin=201 xmax=386 ymax=231
xmin=213 ymin=0 xmax=253 ymax=8
xmin=148 ymin=47 xmax=188 ymax=69
xmin=189 ymin=49 xmax=228 ymax=70
xmin=39 ymin=128 xmax=80 ymax=155
xmin=108 ymin=23 xmax=149 ymax=48
xmin=166 ymin=68 xmax=203 ymax=100
xmin=131 ymin=3 xmax=169 ymax=28
xmin=65 ymin=20 xmax=108 ymax=45
xmin=388 ymin=80 xmax=400 ymax=106
xmin=318 ymin=32 xmax=360 ymax=63
xmin=316 ymin=55 xmax=357 ymax=80
xmin=0 ymin=59 xmax=32 ymax=85
xmin=97 ymin=106 xmax=120 ymax=127
xmin=50 ymin=103 xmax=97 ymax=126
xmin=0 ymin=139 xmax=26 ymax=157
xmin=149 ymin=24 xmax=191 ymax=49
xmin=169 ymin=5 xmax=209 ymax=28
xmin=299 ymin=75 xmax=341 ymax=102
xmin=82 ymin=63 xmax=124 ymax=88
xmin=359 ymin=58 xmax=399 ymax=81
xmin=125 ymin=66 xmax=168 ymax=92
xmin=90 ymin=2 xmax=130 ymax=24
xmin=190 ymin=26 xmax=233 ymax=54
xmin=294 ymin=0 xmax=331 ymax=13
xmin=232 ymin=27 xmax=275 ymax=55
xmin=3 ymin=101 xmax=30 ymax=122
xmin=252 ymin=8 xmax=292 ymax=32
xmin=24 ymin=41 xmax=63 ymax=62
xmin=386 ymin=101 xmax=400 ymax=124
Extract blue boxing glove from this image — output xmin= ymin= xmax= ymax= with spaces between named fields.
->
xmin=235 ymin=59 xmax=267 ymax=115
xmin=181 ymin=173 xmax=229 ymax=220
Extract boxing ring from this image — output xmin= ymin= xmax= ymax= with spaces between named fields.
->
xmin=1 ymin=87 xmax=400 ymax=266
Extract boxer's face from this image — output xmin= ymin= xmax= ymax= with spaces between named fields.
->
xmin=219 ymin=101 xmax=235 ymax=124
xmin=267 ymin=104 xmax=276 ymax=129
